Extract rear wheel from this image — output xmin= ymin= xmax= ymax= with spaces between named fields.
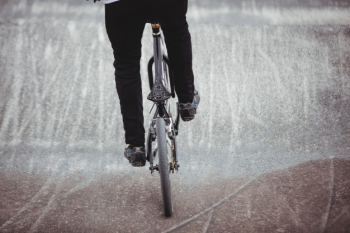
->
xmin=156 ymin=117 xmax=173 ymax=217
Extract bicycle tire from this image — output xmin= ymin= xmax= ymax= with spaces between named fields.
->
xmin=156 ymin=117 xmax=173 ymax=217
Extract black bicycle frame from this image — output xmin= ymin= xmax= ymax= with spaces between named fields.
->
xmin=147 ymin=22 xmax=172 ymax=103
xmin=147 ymin=22 xmax=179 ymax=130
xmin=147 ymin=21 xmax=180 ymax=172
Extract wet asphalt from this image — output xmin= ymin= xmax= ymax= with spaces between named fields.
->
xmin=0 ymin=0 xmax=350 ymax=232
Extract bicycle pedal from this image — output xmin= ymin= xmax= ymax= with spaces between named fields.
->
xmin=149 ymin=164 xmax=159 ymax=174
xmin=174 ymin=163 xmax=180 ymax=172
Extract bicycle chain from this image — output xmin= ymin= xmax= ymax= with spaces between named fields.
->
xmin=171 ymin=140 xmax=175 ymax=173
xmin=169 ymin=113 xmax=175 ymax=173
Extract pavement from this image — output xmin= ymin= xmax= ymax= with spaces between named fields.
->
xmin=0 ymin=0 xmax=350 ymax=232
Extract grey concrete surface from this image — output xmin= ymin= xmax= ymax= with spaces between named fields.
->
xmin=1 ymin=159 xmax=349 ymax=232
xmin=0 ymin=0 xmax=350 ymax=232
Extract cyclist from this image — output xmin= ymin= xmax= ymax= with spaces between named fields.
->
xmin=103 ymin=0 xmax=200 ymax=167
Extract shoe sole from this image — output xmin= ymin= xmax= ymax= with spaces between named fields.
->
xmin=180 ymin=109 xmax=196 ymax=122
xmin=131 ymin=161 xmax=146 ymax=167
xmin=181 ymin=116 xmax=195 ymax=122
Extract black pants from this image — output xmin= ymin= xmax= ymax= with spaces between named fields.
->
xmin=105 ymin=0 xmax=195 ymax=146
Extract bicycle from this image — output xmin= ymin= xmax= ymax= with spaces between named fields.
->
xmin=146 ymin=20 xmax=180 ymax=217
xmin=87 ymin=0 xmax=181 ymax=218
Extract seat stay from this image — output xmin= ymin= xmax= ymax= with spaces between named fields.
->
xmin=147 ymin=22 xmax=172 ymax=103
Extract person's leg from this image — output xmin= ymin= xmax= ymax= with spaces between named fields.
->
xmin=105 ymin=1 xmax=146 ymax=146
xmin=159 ymin=0 xmax=195 ymax=103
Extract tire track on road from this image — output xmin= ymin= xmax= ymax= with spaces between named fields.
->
xmin=321 ymin=157 xmax=335 ymax=233
xmin=163 ymin=178 xmax=256 ymax=233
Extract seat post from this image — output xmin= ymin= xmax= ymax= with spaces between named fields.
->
xmin=151 ymin=22 xmax=160 ymax=37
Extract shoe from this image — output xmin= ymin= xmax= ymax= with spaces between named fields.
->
xmin=179 ymin=90 xmax=200 ymax=122
xmin=124 ymin=145 xmax=146 ymax=167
